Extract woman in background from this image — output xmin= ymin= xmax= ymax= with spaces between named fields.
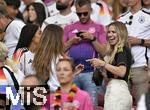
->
xmin=112 ymin=0 xmax=128 ymax=20
xmin=13 ymin=24 xmax=42 ymax=75
xmin=24 ymin=2 xmax=46 ymax=26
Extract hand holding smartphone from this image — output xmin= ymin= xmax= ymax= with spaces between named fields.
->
xmin=76 ymin=31 xmax=84 ymax=38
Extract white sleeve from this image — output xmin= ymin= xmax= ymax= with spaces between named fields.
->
xmin=41 ymin=20 xmax=47 ymax=32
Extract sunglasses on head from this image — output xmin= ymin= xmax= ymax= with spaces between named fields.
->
xmin=126 ymin=15 xmax=133 ymax=25
xmin=76 ymin=12 xmax=88 ymax=17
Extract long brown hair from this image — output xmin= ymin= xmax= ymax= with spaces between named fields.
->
xmin=32 ymin=24 xmax=64 ymax=80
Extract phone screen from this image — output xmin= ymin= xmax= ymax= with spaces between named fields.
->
xmin=76 ymin=32 xmax=83 ymax=38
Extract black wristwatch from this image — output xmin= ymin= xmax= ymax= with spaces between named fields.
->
xmin=90 ymin=36 xmax=96 ymax=42
xmin=140 ymin=39 xmax=145 ymax=45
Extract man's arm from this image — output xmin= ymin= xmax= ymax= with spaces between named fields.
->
xmin=79 ymin=30 xmax=107 ymax=57
xmin=91 ymin=38 xmax=107 ymax=57
xmin=64 ymin=36 xmax=82 ymax=52
xmin=129 ymin=36 xmax=150 ymax=48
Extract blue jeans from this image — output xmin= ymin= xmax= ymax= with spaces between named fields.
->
xmin=74 ymin=72 xmax=98 ymax=106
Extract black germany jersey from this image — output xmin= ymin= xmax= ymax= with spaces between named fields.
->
xmin=107 ymin=46 xmax=132 ymax=82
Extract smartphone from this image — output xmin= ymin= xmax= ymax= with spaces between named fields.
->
xmin=76 ymin=31 xmax=83 ymax=38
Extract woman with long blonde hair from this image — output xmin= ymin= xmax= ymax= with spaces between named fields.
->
xmin=88 ymin=21 xmax=133 ymax=110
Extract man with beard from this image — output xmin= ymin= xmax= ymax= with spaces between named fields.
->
xmin=63 ymin=0 xmax=107 ymax=106
xmin=41 ymin=0 xmax=78 ymax=30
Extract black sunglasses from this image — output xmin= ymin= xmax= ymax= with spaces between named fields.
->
xmin=76 ymin=12 xmax=88 ymax=17
xmin=126 ymin=15 xmax=133 ymax=25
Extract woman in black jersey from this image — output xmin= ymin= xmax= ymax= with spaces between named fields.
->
xmin=88 ymin=21 xmax=133 ymax=110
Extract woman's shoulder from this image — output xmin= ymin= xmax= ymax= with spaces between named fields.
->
xmin=75 ymin=88 xmax=94 ymax=110
xmin=116 ymin=46 xmax=131 ymax=55
xmin=76 ymin=87 xmax=91 ymax=98
xmin=124 ymin=46 xmax=131 ymax=51
xmin=47 ymin=88 xmax=90 ymax=101
xmin=24 ymin=50 xmax=34 ymax=57
xmin=2 ymin=65 xmax=24 ymax=83
xmin=20 ymin=50 xmax=34 ymax=62
xmin=13 ymin=48 xmax=29 ymax=63
xmin=2 ymin=65 xmax=13 ymax=72
xmin=123 ymin=46 xmax=132 ymax=58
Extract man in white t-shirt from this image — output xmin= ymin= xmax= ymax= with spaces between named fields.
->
xmin=47 ymin=1 xmax=59 ymax=17
xmin=41 ymin=0 xmax=78 ymax=30
xmin=47 ymin=0 xmax=112 ymax=27
xmin=118 ymin=0 xmax=150 ymax=103
xmin=0 ymin=4 xmax=25 ymax=58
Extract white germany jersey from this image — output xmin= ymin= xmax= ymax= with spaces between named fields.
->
xmin=41 ymin=11 xmax=79 ymax=31
xmin=118 ymin=9 xmax=150 ymax=68
xmin=143 ymin=8 xmax=150 ymax=13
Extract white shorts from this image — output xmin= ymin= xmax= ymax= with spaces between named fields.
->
xmin=104 ymin=79 xmax=133 ymax=110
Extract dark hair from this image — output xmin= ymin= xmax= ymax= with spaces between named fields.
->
xmin=15 ymin=24 xmax=39 ymax=51
xmin=27 ymin=2 xmax=46 ymax=26
xmin=16 ymin=10 xmax=24 ymax=21
xmin=4 ymin=0 xmax=20 ymax=9
xmin=75 ymin=0 xmax=91 ymax=7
